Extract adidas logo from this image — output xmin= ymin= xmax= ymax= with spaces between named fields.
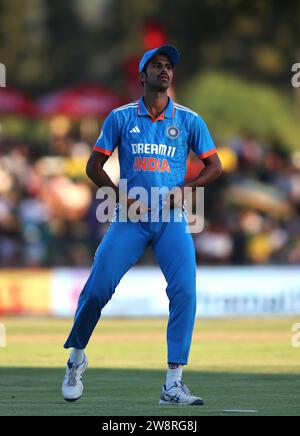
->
xmin=130 ymin=126 xmax=141 ymax=133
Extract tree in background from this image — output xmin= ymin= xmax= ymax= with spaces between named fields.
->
xmin=0 ymin=0 xmax=49 ymax=94
xmin=0 ymin=0 xmax=300 ymax=95
xmin=182 ymin=71 xmax=300 ymax=151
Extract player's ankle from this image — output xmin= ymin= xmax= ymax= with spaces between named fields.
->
xmin=166 ymin=364 xmax=184 ymax=389
xmin=69 ymin=348 xmax=85 ymax=366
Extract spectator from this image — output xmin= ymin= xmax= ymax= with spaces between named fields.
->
xmin=0 ymin=132 xmax=299 ymax=266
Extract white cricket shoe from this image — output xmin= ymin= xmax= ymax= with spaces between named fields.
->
xmin=61 ymin=355 xmax=88 ymax=402
xmin=159 ymin=381 xmax=204 ymax=406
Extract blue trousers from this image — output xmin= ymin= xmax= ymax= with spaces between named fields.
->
xmin=64 ymin=210 xmax=197 ymax=365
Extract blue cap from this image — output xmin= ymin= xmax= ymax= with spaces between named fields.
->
xmin=139 ymin=45 xmax=180 ymax=73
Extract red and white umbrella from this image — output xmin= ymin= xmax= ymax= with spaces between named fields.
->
xmin=38 ymin=84 xmax=124 ymax=119
xmin=0 ymin=87 xmax=37 ymax=116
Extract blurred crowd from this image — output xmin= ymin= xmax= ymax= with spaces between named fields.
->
xmin=1 ymin=132 xmax=300 ymax=267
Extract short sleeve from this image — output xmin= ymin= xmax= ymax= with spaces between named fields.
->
xmin=93 ymin=111 xmax=120 ymax=156
xmin=189 ymin=115 xmax=217 ymax=159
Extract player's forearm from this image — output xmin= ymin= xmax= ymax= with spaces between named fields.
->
xmin=185 ymin=162 xmax=222 ymax=189
xmin=86 ymin=161 xmax=119 ymax=201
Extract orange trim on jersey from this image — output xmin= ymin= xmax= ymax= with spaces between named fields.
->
xmin=93 ymin=146 xmax=112 ymax=156
xmin=149 ymin=112 xmax=165 ymax=123
xmin=199 ymin=149 xmax=217 ymax=159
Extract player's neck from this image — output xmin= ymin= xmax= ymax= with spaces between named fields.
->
xmin=143 ymin=90 xmax=169 ymax=119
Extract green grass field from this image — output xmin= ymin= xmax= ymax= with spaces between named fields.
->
xmin=0 ymin=317 xmax=299 ymax=416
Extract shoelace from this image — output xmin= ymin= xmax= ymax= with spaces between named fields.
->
xmin=178 ymin=381 xmax=191 ymax=396
xmin=66 ymin=365 xmax=78 ymax=387
xmin=163 ymin=382 xmax=192 ymax=402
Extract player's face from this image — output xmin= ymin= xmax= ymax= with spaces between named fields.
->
xmin=142 ymin=54 xmax=174 ymax=91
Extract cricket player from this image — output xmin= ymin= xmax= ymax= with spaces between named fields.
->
xmin=61 ymin=45 xmax=222 ymax=405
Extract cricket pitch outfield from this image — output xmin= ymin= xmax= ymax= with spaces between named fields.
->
xmin=0 ymin=317 xmax=299 ymax=416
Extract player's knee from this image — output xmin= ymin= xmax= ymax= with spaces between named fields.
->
xmin=85 ymin=272 xmax=116 ymax=305
xmin=86 ymin=288 xmax=112 ymax=309
xmin=171 ymin=283 xmax=196 ymax=305
xmin=182 ymin=287 xmax=196 ymax=305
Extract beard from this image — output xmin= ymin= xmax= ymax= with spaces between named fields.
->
xmin=147 ymin=80 xmax=170 ymax=92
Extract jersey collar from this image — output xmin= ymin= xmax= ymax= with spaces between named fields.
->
xmin=138 ymin=96 xmax=175 ymax=121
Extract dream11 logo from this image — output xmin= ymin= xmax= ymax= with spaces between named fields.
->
xmin=291 ymin=63 xmax=300 ymax=88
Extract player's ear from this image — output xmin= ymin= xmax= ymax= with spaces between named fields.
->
xmin=139 ymin=70 xmax=147 ymax=86
xmin=139 ymin=72 xmax=145 ymax=85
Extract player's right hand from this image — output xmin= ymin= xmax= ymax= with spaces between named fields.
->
xmin=126 ymin=198 xmax=151 ymax=216
xmin=119 ymin=192 xmax=151 ymax=218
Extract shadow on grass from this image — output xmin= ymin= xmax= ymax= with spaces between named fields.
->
xmin=0 ymin=368 xmax=299 ymax=416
